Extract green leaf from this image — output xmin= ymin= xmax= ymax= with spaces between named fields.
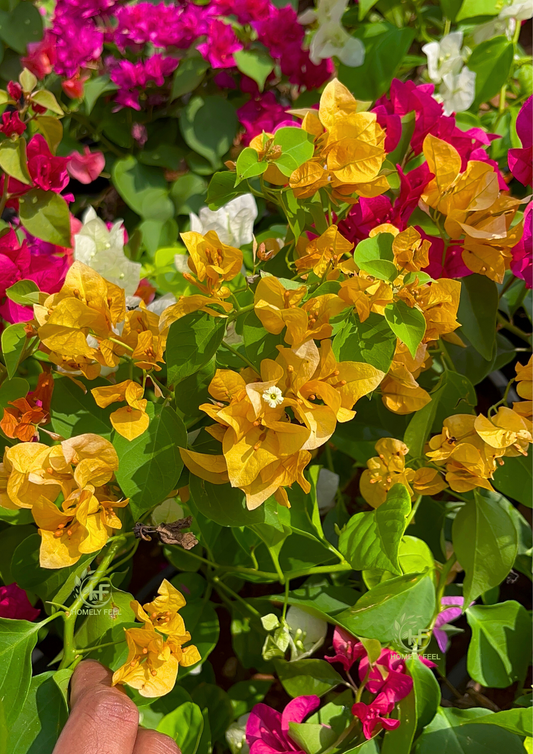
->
xmin=493 ymin=453 xmax=532 ymax=508
xmin=114 ymin=404 xmax=186 ymax=518
xmin=206 ymin=171 xmax=248 ymax=209
xmin=452 ymin=492 xmax=518 ymax=604
xmin=274 ymin=659 xmax=343 ymax=698
xmin=353 ymin=234 xmax=397 ymax=282
xmin=189 ymin=475 xmax=265 ymax=527
xmin=464 ymin=708 xmax=532 ymax=737
xmin=234 ymin=48 xmax=274 ymax=91
xmin=179 ymin=597 xmax=220 ymax=671
xmin=0 ymin=618 xmax=42 ymax=728
xmin=456 ymin=0 xmax=500 ymax=19
xmin=31 ymin=89 xmax=62 ymax=115
xmin=6 ymin=279 xmax=40 ymax=306
xmin=34 ymin=115 xmax=63 ymax=154
xmin=439 ymin=0 xmax=463 ymax=22
xmin=404 ymin=381 xmax=442 ymax=459
xmin=112 ymin=156 xmax=174 ymax=221
xmin=83 ymin=75 xmax=117 ymax=114
xmin=466 ymin=601 xmax=532 ymax=688
xmin=191 ymin=683 xmax=233 ymax=743
xmin=166 ymin=312 xmax=226 ymax=385
xmin=170 ymin=173 xmax=207 ymax=215
xmin=1 ymin=322 xmax=27 ymax=379
xmin=457 ymin=274 xmax=498 ymax=360
xmin=0 ymin=377 xmax=29 ymax=412
xmin=158 ymin=702 xmax=205 ymax=754
xmin=271 ymin=128 xmax=315 ymax=177
xmin=50 ymin=376 xmax=113 ymax=439
xmin=171 ymin=55 xmax=209 ymax=100
xmin=268 ymin=584 xmax=361 ymax=623
xmin=11 ymin=533 xmax=95 ymax=608
xmin=333 ymin=312 xmax=397 ymax=372
xmin=0 ymin=2 xmax=43 ymax=54
xmin=75 ymin=588 xmax=136 ymax=648
xmin=235 ymin=147 xmax=268 ymax=185
xmin=335 ymin=572 xmax=436 ymax=643
xmin=243 ymin=311 xmax=286 ymax=367
xmin=338 ymin=23 xmax=415 ymax=101
xmin=339 ymin=483 xmax=411 ymax=574
xmin=384 ymin=300 xmax=426 ymax=358
xmin=6 ymin=672 xmax=68 ymax=754
xmin=415 ymin=707 xmax=525 ymax=754
xmin=406 ymin=656 xmax=440 ymax=735
xmin=469 ymin=37 xmax=514 ymax=110
xmin=19 ymin=189 xmax=71 ymax=246
xmin=0 ymin=139 xmax=30 ymax=183
xmin=358 ymin=0 xmax=380 ymax=19
xmin=382 ymin=679 xmax=416 ymax=754
xmin=180 ymin=95 xmax=237 ymax=169
xmin=288 ymin=722 xmax=339 ymax=754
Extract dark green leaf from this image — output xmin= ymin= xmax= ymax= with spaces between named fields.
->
xmin=452 ymin=492 xmax=518 ymax=604
xmin=469 ymin=37 xmax=514 ymax=110
xmin=112 ymin=156 xmax=174 ymax=221
xmin=180 ymin=96 xmax=237 ymax=169
xmin=457 ymin=274 xmax=498 ymax=360
xmin=6 ymin=671 xmax=67 ymax=754
xmin=464 ymin=708 xmax=532 ymax=737
xmin=336 ymin=572 xmax=435 ymax=643
xmin=50 ymin=377 xmax=113 ymax=439
xmin=339 ymin=484 xmax=411 ymax=574
xmin=493 ymin=454 xmax=532 ymax=508
xmin=406 ymin=656 xmax=440 ymax=735
xmin=189 ymin=475 xmax=265 ymax=527
xmin=171 ymin=55 xmax=209 ymax=100
xmin=338 ymin=23 xmax=415 ymax=101
xmin=206 ymin=171 xmax=248 ymax=210
xmin=166 ymin=312 xmax=226 ymax=384
xmin=158 ymin=702 xmax=205 ymax=754
xmin=114 ymin=404 xmax=186 ymax=518
xmin=0 ymin=618 xmax=42 ymax=728
xmin=466 ymin=601 xmax=532 ymax=688
xmin=0 ymin=2 xmax=43 ymax=54
xmin=415 ymin=707 xmax=525 ymax=754
xmin=274 ymin=659 xmax=343 ymax=698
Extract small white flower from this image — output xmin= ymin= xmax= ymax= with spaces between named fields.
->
xmin=174 ymin=253 xmax=190 ymax=273
xmin=499 ymin=0 xmax=533 ymax=21
xmin=422 ymin=32 xmax=465 ymax=84
xmin=226 ymin=715 xmax=250 ymax=754
xmin=438 ymin=66 xmax=477 ymax=115
xmin=305 ymin=0 xmax=364 ymax=67
xmin=286 ymin=606 xmax=328 ymax=660
xmin=74 ymin=207 xmax=142 ymax=297
xmin=190 ymin=194 xmax=258 ymax=247
xmin=262 ymin=386 xmax=284 ymax=408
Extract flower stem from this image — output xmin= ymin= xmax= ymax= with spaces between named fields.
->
xmin=220 ymin=341 xmax=257 ymax=371
xmin=59 ymin=536 xmax=127 ymax=669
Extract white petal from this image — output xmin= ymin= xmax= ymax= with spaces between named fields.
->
xmin=317 ymin=467 xmax=340 ymax=512
xmin=147 ymin=293 xmax=177 ymax=316
xmin=337 ymin=35 xmax=365 ymax=67
xmin=174 ymin=254 xmax=190 ymax=273
xmin=286 ymin=606 xmax=328 ymax=653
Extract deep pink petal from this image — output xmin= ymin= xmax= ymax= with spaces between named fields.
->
xmin=281 ymin=696 xmax=320 ymax=733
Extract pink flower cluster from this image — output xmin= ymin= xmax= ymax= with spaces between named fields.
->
xmin=247 ymin=696 xmax=320 ymax=754
xmin=0 ymin=228 xmax=69 ymax=324
xmin=326 ymin=627 xmax=435 ymax=739
xmin=23 ymin=0 xmax=331 ymax=116
xmin=0 ymin=583 xmax=40 ymax=621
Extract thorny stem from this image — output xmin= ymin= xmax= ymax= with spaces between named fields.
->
xmin=59 ymin=535 xmax=127 ymax=669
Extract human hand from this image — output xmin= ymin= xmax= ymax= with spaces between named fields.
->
xmin=53 ymin=660 xmax=179 ymax=754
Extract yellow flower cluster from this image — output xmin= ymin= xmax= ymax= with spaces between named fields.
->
xmin=360 ymin=437 xmax=447 ymax=508
xmin=113 ymin=580 xmax=200 ymax=698
xmin=288 ymin=79 xmax=389 ymax=200
xmin=426 ymin=357 xmax=533 ymax=492
xmin=34 ymin=261 xmax=165 ymax=380
xmin=421 ymin=134 xmax=524 ymax=283
xmin=181 ymin=339 xmax=384 ymax=509
xmin=0 ymin=434 xmax=126 ymax=568
xmin=159 ymin=230 xmax=243 ymax=328
xmin=253 ymin=223 xmax=461 ymax=416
